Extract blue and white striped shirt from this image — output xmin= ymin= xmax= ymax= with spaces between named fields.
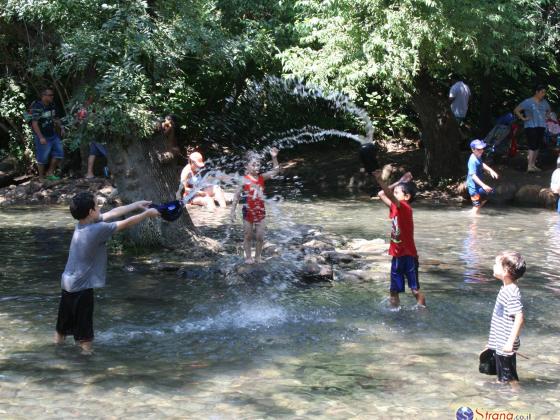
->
xmin=487 ymin=283 xmax=523 ymax=356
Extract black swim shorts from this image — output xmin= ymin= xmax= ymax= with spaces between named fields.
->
xmin=495 ymin=353 xmax=519 ymax=383
xmin=55 ymin=288 xmax=94 ymax=342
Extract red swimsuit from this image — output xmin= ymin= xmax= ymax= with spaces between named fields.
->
xmin=242 ymin=175 xmax=266 ymax=223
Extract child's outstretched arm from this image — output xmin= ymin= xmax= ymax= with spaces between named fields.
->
xmin=115 ymin=207 xmax=160 ymax=232
xmin=102 ymin=201 xmax=152 ymax=221
xmin=262 ymin=148 xmax=280 ymax=180
xmin=502 ymin=311 xmax=524 ymax=353
xmin=482 ymin=163 xmax=499 ymax=180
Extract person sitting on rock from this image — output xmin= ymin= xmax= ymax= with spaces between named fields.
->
xmin=177 ymin=151 xmax=227 ymax=210
xmin=230 ymin=148 xmax=280 ymax=264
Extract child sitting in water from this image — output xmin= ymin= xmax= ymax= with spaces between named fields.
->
xmin=374 ymin=170 xmax=426 ymax=308
xmin=483 ymin=251 xmax=526 ymax=384
xmin=54 ymin=192 xmax=159 ymax=354
xmin=230 ymin=148 xmax=280 ymax=264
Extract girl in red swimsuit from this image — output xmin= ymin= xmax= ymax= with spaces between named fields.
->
xmin=230 ymin=148 xmax=280 ymax=264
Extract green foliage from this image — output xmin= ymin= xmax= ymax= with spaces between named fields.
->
xmin=281 ymin=0 xmax=559 ymax=129
xmin=0 ymin=77 xmax=34 ymax=165
xmin=0 ymin=0 xmax=559 ymax=169
xmin=0 ymin=0 xmax=295 ymax=162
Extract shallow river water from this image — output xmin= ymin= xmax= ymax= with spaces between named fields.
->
xmin=1 ymin=200 xmax=559 ymax=419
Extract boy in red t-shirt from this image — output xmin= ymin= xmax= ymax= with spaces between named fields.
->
xmin=374 ymin=170 xmax=426 ymax=308
xmin=230 ymin=148 xmax=280 ymax=264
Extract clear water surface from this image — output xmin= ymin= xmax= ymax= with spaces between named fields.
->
xmin=1 ymin=200 xmax=559 ymax=418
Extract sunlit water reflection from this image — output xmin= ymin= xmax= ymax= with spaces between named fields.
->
xmin=1 ymin=201 xmax=559 ymax=418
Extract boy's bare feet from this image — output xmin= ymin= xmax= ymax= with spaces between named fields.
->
xmin=79 ymin=341 xmax=93 ymax=355
xmin=389 ymin=293 xmax=400 ymax=308
xmin=244 ymin=258 xmax=255 ymax=264
xmin=54 ymin=332 xmax=66 ymax=344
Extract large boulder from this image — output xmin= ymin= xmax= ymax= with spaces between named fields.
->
xmin=514 ymin=185 xmax=556 ymax=208
xmin=493 ymin=182 xmax=517 ymax=203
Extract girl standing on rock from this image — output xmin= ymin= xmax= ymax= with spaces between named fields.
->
xmin=230 ymin=148 xmax=280 ymax=264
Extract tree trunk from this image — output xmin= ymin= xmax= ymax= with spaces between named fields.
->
xmin=478 ymin=73 xmax=493 ymax=137
xmin=411 ymin=71 xmax=462 ymax=180
xmin=107 ymin=135 xmax=197 ymax=248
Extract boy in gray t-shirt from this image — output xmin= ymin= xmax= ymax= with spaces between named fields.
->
xmin=55 ymin=192 xmax=159 ymax=354
xmin=484 ymin=251 xmax=526 ymax=384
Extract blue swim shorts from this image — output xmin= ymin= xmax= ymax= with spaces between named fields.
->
xmin=89 ymin=142 xmax=107 ymax=157
xmin=34 ymin=134 xmax=64 ymax=165
xmin=390 ymin=255 xmax=420 ymax=293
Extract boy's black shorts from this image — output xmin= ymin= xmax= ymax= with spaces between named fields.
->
xmin=56 ymin=288 xmax=94 ymax=342
xmin=494 ymin=353 xmax=519 ymax=382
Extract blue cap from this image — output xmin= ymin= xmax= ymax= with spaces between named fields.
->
xmin=470 ymin=139 xmax=487 ymax=149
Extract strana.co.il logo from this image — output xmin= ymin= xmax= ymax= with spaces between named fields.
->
xmin=456 ymin=406 xmax=474 ymax=420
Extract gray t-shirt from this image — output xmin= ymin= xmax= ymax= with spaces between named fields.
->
xmin=61 ymin=218 xmax=117 ymax=292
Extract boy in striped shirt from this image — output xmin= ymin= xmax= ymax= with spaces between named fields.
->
xmin=486 ymin=251 xmax=526 ymax=383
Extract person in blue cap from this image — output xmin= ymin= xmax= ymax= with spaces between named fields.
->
xmin=466 ymin=139 xmax=499 ymax=215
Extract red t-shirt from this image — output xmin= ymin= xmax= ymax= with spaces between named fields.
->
xmin=388 ymin=201 xmax=417 ymax=257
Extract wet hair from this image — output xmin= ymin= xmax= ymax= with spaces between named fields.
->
xmin=69 ymin=192 xmax=96 ymax=220
xmin=534 ymin=84 xmax=546 ymax=93
xmin=497 ymin=251 xmax=526 ymax=280
xmin=396 ymin=181 xmax=417 ymax=202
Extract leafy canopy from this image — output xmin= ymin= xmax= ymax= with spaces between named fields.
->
xmin=281 ymin=0 xmax=558 ymax=99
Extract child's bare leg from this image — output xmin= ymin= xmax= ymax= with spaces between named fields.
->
xmin=243 ymin=220 xmax=254 ymax=263
xmin=78 ymin=340 xmax=93 ymax=354
xmin=389 ymin=291 xmax=400 ymax=308
xmin=254 ymin=221 xmax=265 ymax=262
xmin=412 ymin=289 xmax=426 ymax=306
xmin=470 ymin=205 xmax=481 ymax=216
xmin=54 ymin=331 xmax=66 ymax=344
